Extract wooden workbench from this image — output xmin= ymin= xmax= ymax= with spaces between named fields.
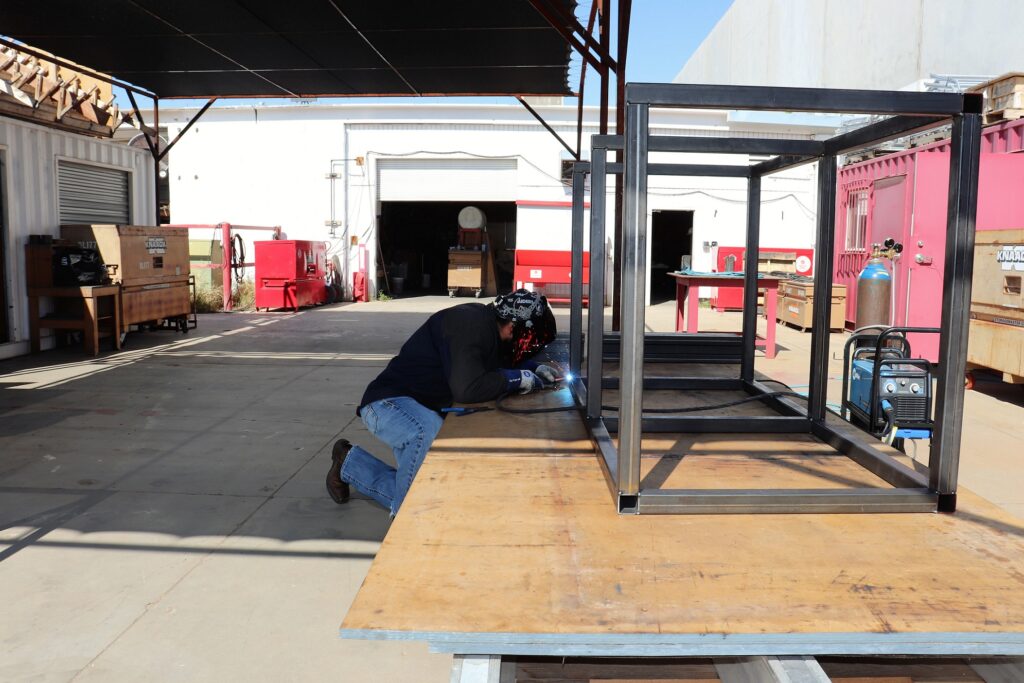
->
xmin=340 ymin=385 xmax=1024 ymax=661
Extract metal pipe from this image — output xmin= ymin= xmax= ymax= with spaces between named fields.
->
xmin=158 ymin=98 xmax=216 ymax=162
xmin=586 ymin=141 xmax=608 ymax=419
xmin=153 ymin=95 xmax=160 ymax=225
xmin=617 ymin=101 xmax=648 ymax=496
xmin=741 ymin=175 xmax=761 ymax=382
xmin=569 ymin=164 xmax=587 ymax=376
xmin=516 ymin=96 xmax=578 ymax=160
xmin=808 ymin=156 xmax=838 ymax=422
xmin=222 ymin=222 xmax=233 ymax=311
xmin=930 ymin=111 xmax=982 ymax=508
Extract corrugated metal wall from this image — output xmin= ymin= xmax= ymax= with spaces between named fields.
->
xmin=0 ymin=116 xmax=154 ymax=353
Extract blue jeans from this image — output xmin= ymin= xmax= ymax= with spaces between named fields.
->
xmin=340 ymin=397 xmax=444 ymax=515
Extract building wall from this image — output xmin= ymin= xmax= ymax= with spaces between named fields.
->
xmin=677 ymin=0 xmax=1024 ymax=89
xmin=0 ymin=117 xmax=154 ymax=358
xmin=162 ymin=102 xmax=829 ymax=302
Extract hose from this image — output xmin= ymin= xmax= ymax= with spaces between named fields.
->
xmin=231 ymin=234 xmax=246 ymax=284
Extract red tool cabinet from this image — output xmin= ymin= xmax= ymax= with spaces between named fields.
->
xmin=255 ymin=240 xmax=328 ymax=311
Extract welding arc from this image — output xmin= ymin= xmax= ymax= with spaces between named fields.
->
xmin=495 ymin=391 xmax=809 ymax=415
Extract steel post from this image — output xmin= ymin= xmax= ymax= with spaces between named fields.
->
xmin=741 ymin=175 xmax=761 ymax=382
xmin=617 ymin=101 xmax=649 ymax=498
xmin=569 ymin=165 xmax=587 ymax=376
xmin=222 ymin=222 xmax=233 ymax=311
xmin=586 ymin=143 xmax=608 ymax=419
xmin=808 ymin=156 xmax=837 ymax=422
xmin=930 ymin=112 xmax=982 ymax=507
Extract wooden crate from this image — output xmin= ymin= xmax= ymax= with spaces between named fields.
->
xmin=777 ymin=281 xmax=847 ymax=331
xmin=970 ymin=72 xmax=1024 ymax=123
xmin=447 ymin=250 xmax=484 ymax=289
xmin=971 ymin=229 xmax=1024 ymax=324
xmin=121 ymin=281 xmax=191 ymax=332
xmin=61 ymin=225 xmax=190 ymax=287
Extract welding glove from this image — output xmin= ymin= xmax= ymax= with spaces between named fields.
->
xmin=502 ymin=369 xmax=544 ymax=394
xmin=517 ymin=360 xmax=559 ymax=385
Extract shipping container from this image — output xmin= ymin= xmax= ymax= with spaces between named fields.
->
xmin=834 ymin=118 xmax=1024 ymax=360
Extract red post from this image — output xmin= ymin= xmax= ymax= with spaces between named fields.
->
xmin=221 ymin=222 xmax=232 ymax=311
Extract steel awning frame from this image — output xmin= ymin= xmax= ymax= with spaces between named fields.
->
xmin=564 ymin=82 xmax=983 ymax=515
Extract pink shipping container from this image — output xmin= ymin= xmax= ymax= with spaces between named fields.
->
xmin=834 ymin=118 xmax=1024 ymax=360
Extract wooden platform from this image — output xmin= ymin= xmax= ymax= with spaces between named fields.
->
xmin=340 ymin=386 xmax=1024 ymax=657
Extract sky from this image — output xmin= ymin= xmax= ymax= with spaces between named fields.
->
xmin=128 ymin=0 xmax=735 ymax=112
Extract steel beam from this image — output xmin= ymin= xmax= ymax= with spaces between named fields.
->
xmin=569 ymin=163 xmax=587 ymax=376
xmin=617 ymin=102 xmax=649 ymax=496
xmin=648 ymin=163 xmax=750 ymax=177
xmin=825 ymin=115 xmax=947 ymax=155
xmin=807 ymin=155 xmax=837 ymax=422
xmin=637 ymin=488 xmax=939 ymax=515
xmin=810 ymin=421 xmax=931 ymax=490
xmin=740 ymin=175 xmax=761 ymax=382
xmin=587 ymin=417 xmax=620 ymax=497
xmin=626 ymin=83 xmax=971 ymax=116
xmin=648 ymin=136 xmax=824 ymax=156
xmin=600 ymin=377 xmax=745 ymax=391
xmin=751 ymin=154 xmax=818 ymax=177
xmin=930 ymin=112 xmax=983 ymax=508
xmin=586 ymin=141 xmax=608 ymax=419
xmin=604 ymin=416 xmax=812 ymax=434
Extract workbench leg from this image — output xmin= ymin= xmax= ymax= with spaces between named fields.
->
xmin=84 ymin=296 xmax=99 ymax=357
xmin=675 ymin=282 xmax=684 ymax=332
xmin=29 ymin=296 xmax=41 ymax=353
xmin=765 ymin=286 xmax=778 ymax=359
xmin=113 ymin=292 xmax=122 ymax=350
xmin=450 ymin=655 xmax=510 ymax=683
xmin=685 ymin=284 xmax=699 ymax=334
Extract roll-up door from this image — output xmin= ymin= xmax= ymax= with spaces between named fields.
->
xmin=377 ymin=158 xmax=517 ymax=201
xmin=57 ymin=161 xmax=130 ymax=224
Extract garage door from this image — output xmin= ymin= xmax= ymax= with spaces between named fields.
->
xmin=58 ymin=160 xmax=130 ymax=224
xmin=377 ymin=158 xmax=517 ymax=201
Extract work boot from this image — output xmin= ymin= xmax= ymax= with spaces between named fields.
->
xmin=326 ymin=439 xmax=351 ymax=504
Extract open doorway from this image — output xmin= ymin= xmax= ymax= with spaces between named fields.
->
xmin=377 ymin=201 xmax=516 ymax=296
xmin=650 ymin=209 xmax=694 ymax=304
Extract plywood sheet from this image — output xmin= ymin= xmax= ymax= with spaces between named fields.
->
xmin=341 ymin=387 xmax=1024 ymax=654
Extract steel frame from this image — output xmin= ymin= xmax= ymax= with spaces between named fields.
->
xmin=569 ymin=83 xmax=983 ymax=515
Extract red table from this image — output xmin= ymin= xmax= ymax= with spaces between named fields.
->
xmin=669 ymin=273 xmax=779 ymax=359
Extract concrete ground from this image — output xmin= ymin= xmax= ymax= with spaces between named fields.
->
xmin=1 ymin=295 xmax=1022 ymax=682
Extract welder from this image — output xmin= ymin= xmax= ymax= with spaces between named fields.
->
xmin=326 ymin=289 xmax=558 ymax=515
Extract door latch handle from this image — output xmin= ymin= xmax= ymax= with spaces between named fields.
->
xmin=915 ymin=254 xmax=933 ymax=265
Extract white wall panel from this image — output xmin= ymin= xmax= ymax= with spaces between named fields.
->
xmin=377 ymin=158 xmax=517 ymax=201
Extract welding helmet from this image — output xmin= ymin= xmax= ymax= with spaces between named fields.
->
xmin=492 ymin=289 xmax=557 ymax=364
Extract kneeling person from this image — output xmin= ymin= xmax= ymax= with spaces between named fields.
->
xmin=326 ymin=289 xmax=558 ymax=515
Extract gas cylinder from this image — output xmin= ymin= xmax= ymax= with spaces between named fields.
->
xmin=855 ymin=255 xmax=891 ymax=329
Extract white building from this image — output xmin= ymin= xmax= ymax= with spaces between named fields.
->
xmin=0 ymin=117 xmax=154 ymax=359
xmin=677 ymin=0 xmax=1024 ymax=90
xmin=161 ymin=100 xmax=836 ymax=302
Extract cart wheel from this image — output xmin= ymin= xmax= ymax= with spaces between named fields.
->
xmin=448 ymin=289 xmax=456 ymax=298
xmin=965 ymin=370 xmax=976 ymax=391
xmin=474 ymin=289 xmax=482 ymax=298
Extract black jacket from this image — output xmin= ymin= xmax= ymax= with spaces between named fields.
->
xmin=359 ymin=304 xmax=511 ymax=413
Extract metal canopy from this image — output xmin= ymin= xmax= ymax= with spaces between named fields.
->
xmin=1 ymin=0 xmax=577 ymax=98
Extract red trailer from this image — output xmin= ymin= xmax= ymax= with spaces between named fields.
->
xmin=254 ymin=240 xmax=329 ymax=311
xmin=834 ymin=118 xmax=1024 ymax=360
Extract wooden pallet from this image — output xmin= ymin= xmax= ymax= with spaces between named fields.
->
xmin=970 ymin=73 xmax=1024 ymax=124
xmin=983 ymin=108 xmax=1024 ymax=125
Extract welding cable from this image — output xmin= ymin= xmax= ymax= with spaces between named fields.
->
xmin=231 ymin=234 xmax=246 ymax=284
xmin=495 ymin=389 xmax=813 ymax=415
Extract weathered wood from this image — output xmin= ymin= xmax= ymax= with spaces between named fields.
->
xmin=342 ymin=384 xmax=1024 ymax=655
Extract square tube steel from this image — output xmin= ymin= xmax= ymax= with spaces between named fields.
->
xmin=741 ymin=175 xmax=761 ymax=382
xmin=569 ymin=163 xmax=587 ymax=377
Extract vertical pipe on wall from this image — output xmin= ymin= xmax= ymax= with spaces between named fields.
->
xmin=587 ymin=143 xmax=608 ymax=420
xmin=808 ymin=156 xmax=838 ymax=422
xmin=740 ymin=175 xmax=762 ymax=383
xmin=222 ymin=222 xmax=232 ymax=311
xmin=930 ymin=112 xmax=982 ymax=508
xmin=617 ymin=101 xmax=648 ymax=502
xmin=569 ymin=164 xmax=587 ymax=377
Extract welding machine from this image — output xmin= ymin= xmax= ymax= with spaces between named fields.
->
xmin=841 ymin=327 xmax=937 ymax=448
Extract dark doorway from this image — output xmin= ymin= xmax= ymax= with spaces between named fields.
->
xmin=650 ymin=210 xmax=694 ymax=304
xmin=378 ymin=201 xmax=516 ymax=296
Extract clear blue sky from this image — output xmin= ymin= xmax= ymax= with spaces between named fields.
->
xmin=126 ymin=1 xmax=734 ymax=111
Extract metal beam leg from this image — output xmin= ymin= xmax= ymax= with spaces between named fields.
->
xmin=741 ymin=175 xmax=761 ymax=382
xmin=808 ymin=156 xmax=838 ymax=422
xmin=617 ymin=101 xmax=649 ymax=504
xmin=569 ymin=165 xmax=587 ymax=377
xmin=930 ymin=112 xmax=982 ymax=509
xmin=586 ymin=144 xmax=608 ymax=419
